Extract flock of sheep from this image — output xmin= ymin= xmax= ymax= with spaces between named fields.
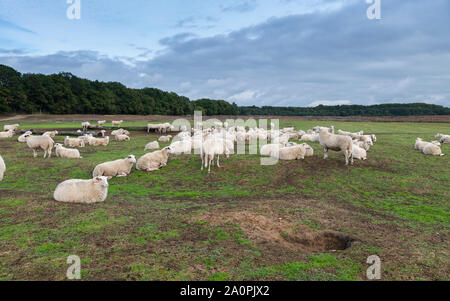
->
xmin=0 ymin=120 xmax=448 ymax=205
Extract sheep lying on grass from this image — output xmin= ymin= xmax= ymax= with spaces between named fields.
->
xmin=435 ymin=133 xmax=450 ymax=144
xmin=158 ymin=135 xmax=172 ymax=143
xmin=18 ymin=131 xmax=32 ymax=142
xmin=24 ymin=134 xmax=54 ymax=158
xmin=65 ymin=136 xmax=85 ymax=148
xmin=169 ymin=140 xmax=192 ymax=155
xmin=136 ymin=147 xmax=171 ymax=171
xmin=423 ymin=143 xmax=445 ymax=156
xmin=88 ymin=136 xmax=110 ymax=146
xmin=301 ymin=143 xmax=314 ymax=157
xmin=319 ymin=129 xmax=353 ymax=165
xmin=111 ymin=129 xmax=130 ymax=136
xmin=260 ymin=143 xmax=284 ymax=156
xmin=53 ymin=176 xmax=109 ymax=204
xmin=201 ymin=138 xmax=231 ymax=173
xmin=0 ymin=130 xmax=13 ymax=138
xmin=54 ymin=143 xmax=82 ymax=159
xmin=4 ymin=124 xmax=19 ymax=132
xmin=93 ymin=155 xmax=136 ymax=178
xmin=279 ymin=145 xmax=306 ymax=160
xmin=112 ymin=120 xmax=123 ymax=127
xmin=114 ymin=134 xmax=130 ymax=142
xmin=0 ymin=154 xmax=5 ymax=181
xmin=43 ymin=131 xmax=58 ymax=138
xmin=144 ymin=141 xmax=160 ymax=151
xmin=300 ymin=133 xmax=319 ymax=142
xmin=352 ymin=141 xmax=367 ymax=160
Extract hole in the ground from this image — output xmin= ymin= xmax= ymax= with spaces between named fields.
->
xmin=284 ymin=230 xmax=358 ymax=252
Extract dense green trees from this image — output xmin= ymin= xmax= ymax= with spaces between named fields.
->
xmin=0 ymin=64 xmax=449 ymax=116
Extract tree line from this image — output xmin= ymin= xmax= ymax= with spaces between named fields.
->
xmin=1 ymin=64 xmax=449 ymax=116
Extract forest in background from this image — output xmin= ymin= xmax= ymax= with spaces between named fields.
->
xmin=1 ymin=64 xmax=449 ymax=116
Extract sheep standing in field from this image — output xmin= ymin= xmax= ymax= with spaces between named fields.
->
xmin=147 ymin=124 xmax=159 ymax=133
xmin=145 ymin=141 xmax=160 ymax=151
xmin=319 ymin=129 xmax=353 ymax=165
xmin=98 ymin=120 xmax=106 ymax=127
xmin=0 ymin=154 xmax=5 ymax=181
xmin=136 ymin=147 xmax=171 ymax=171
xmin=65 ymin=136 xmax=85 ymax=148
xmin=158 ymin=135 xmax=172 ymax=143
xmin=114 ymin=134 xmax=130 ymax=142
xmin=24 ymin=134 xmax=54 ymax=158
xmin=423 ymin=143 xmax=445 ymax=156
xmin=43 ymin=131 xmax=58 ymax=138
xmin=352 ymin=141 xmax=367 ymax=160
xmin=112 ymin=120 xmax=123 ymax=127
xmin=81 ymin=122 xmax=90 ymax=132
xmin=18 ymin=131 xmax=32 ymax=142
xmin=93 ymin=155 xmax=136 ymax=178
xmin=4 ymin=124 xmax=19 ymax=132
xmin=201 ymin=138 xmax=231 ymax=173
xmin=54 ymin=143 xmax=82 ymax=159
xmin=279 ymin=145 xmax=307 ymax=160
xmin=88 ymin=136 xmax=110 ymax=146
xmin=0 ymin=130 xmax=14 ymax=138
xmin=53 ymin=176 xmax=109 ymax=204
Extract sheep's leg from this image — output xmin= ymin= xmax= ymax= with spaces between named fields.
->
xmin=217 ymin=155 xmax=220 ymax=167
xmin=201 ymin=153 xmax=204 ymax=171
xmin=208 ymin=157 xmax=213 ymax=173
xmin=323 ymin=148 xmax=328 ymax=159
xmin=48 ymin=148 xmax=52 ymax=158
xmin=33 ymin=149 xmax=37 ymax=158
xmin=344 ymin=150 xmax=349 ymax=165
xmin=117 ymin=173 xmax=127 ymax=177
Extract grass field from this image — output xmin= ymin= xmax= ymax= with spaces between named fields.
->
xmin=0 ymin=117 xmax=449 ymax=280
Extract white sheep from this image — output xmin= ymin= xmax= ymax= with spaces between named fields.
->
xmin=158 ymin=135 xmax=172 ymax=143
xmin=88 ymin=136 xmax=110 ymax=146
xmin=352 ymin=141 xmax=367 ymax=160
xmin=53 ymin=176 xmax=109 ymax=204
xmin=300 ymin=133 xmax=319 ymax=142
xmin=0 ymin=130 xmax=13 ymax=138
xmin=24 ymin=134 xmax=54 ymax=158
xmin=279 ymin=145 xmax=307 ymax=160
xmin=114 ymin=134 xmax=130 ymax=142
xmin=54 ymin=143 xmax=82 ymax=159
xmin=4 ymin=124 xmax=19 ymax=132
xmin=313 ymin=126 xmax=334 ymax=134
xmin=144 ymin=141 xmax=160 ymax=151
xmin=18 ymin=131 xmax=32 ymax=142
xmin=93 ymin=155 xmax=136 ymax=178
xmin=169 ymin=140 xmax=192 ymax=155
xmin=98 ymin=120 xmax=106 ymax=127
xmin=136 ymin=147 xmax=171 ymax=171
xmin=147 ymin=124 xmax=159 ymax=133
xmin=100 ymin=130 xmax=106 ymax=137
xmin=65 ymin=136 xmax=85 ymax=148
xmin=112 ymin=120 xmax=123 ymax=127
xmin=0 ymin=154 xmax=5 ymax=181
xmin=111 ymin=128 xmax=130 ymax=136
xmin=319 ymin=129 xmax=353 ymax=165
xmin=423 ymin=143 xmax=445 ymax=156
xmin=201 ymin=138 xmax=231 ymax=173
xmin=414 ymin=138 xmax=436 ymax=151
xmin=300 ymin=143 xmax=314 ymax=157
xmin=43 ymin=130 xmax=58 ymax=138
xmin=81 ymin=121 xmax=90 ymax=131
xmin=435 ymin=133 xmax=450 ymax=144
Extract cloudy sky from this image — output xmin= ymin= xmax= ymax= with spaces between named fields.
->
xmin=0 ymin=0 xmax=449 ymax=107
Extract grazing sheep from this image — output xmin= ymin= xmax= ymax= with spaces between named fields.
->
xmin=144 ymin=141 xmax=160 ymax=151
xmin=81 ymin=122 xmax=90 ymax=131
xmin=423 ymin=143 xmax=445 ymax=156
xmin=279 ymin=145 xmax=306 ymax=160
xmin=318 ymin=129 xmax=353 ymax=165
xmin=98 ymin=120 xmax=106 ymax=127
xmin=93 ymin=155 xmax=136 ymax=178
xmin=0 ymin=130 xmax=13 ymax=138
xmin=88 ymin=136 xmax=110 ymax=146
xmin=65 ymin=136 xmax=85 ymax=148
xmin=4 ymin=124 xmax=19 ymax=132
xmin=201 ymin=138 xmax=231 ymax=173
xmin=158 ymin=135 xmax=172 ymax=143
xmin=0 ymin=154 xmax=5 ymax=181
xmin=114 ymin=134 xmax=130 ymax=142
xmin=54 ymin=143 xmax=82 ymax=159
xmin=147 ymin=124 xmax=159 ymax=133
xmin=18 ymin=131 xmax=32 ymax=142
xmin=53 ymin=176 xmax=109 ymax=204
xmin=24 ymin=134 xmax=54 ymax=158
xmin=112 ymin=120 xmax=123 ymax=127
xmin=43 ymin=131 xmax=58 ymax=138
xmin=136 ymin=147 xmax=171 ymax=171
xmin=352 ymin=141 xmax=367 ymax=160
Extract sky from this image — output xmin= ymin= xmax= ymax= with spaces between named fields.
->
xmin=0 ymin=0 xmax=449 ymax=107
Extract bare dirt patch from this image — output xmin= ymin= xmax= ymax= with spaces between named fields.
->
xmin=191 ymin=209 xmax=358 ymax=253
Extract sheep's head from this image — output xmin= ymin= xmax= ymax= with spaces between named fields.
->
xmin=127 ymin=155 xmax=137 ymax=164
xmin=94 ymin=176 xmax=109 ymax=188
xmin=23 ymin=134 xmax=32 ymax=139
xmin=54 ymin=143 xmax=62 ymax=149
